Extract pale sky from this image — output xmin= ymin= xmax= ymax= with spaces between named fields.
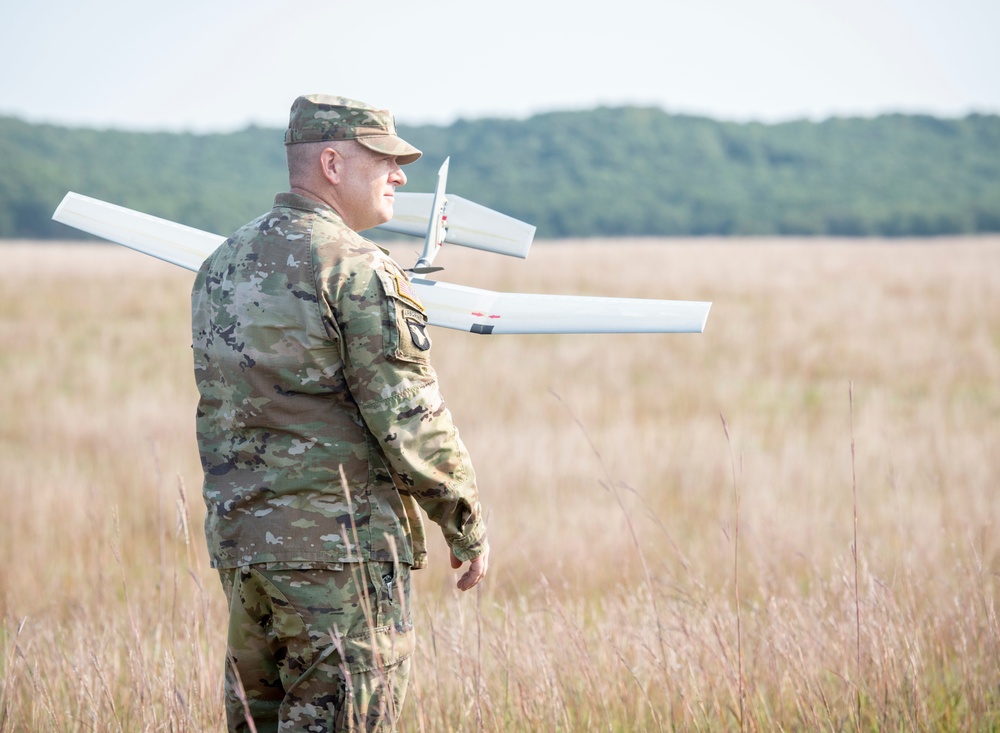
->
xmin=1 ymin=0 xmax=997 ymax=132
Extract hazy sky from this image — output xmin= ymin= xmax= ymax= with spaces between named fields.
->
xmin=2 ymin=0 xmax=997 ymax=132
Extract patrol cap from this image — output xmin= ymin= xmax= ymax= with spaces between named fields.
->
xmin=284 ymin=94 xmax=422 ymax=165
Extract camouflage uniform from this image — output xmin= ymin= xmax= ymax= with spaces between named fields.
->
xmin=192 ymin=95 xmax=487 ymax=732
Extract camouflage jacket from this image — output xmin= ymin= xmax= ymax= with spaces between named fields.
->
xmin=191 ymin=192 xmax=487 ymax=570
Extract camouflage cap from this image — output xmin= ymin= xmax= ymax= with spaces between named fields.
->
xmin=284 ymin=94 xmax=422 ymax=165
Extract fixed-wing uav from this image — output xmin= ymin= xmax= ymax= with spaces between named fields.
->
xmin=52 ymin=158 xmax=711 ymax=335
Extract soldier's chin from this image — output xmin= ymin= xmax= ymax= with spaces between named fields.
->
xmin=378 ymin=201 xmax=395 ymax=226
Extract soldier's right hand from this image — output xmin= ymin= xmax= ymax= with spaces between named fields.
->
xmin=450 ymin=545 xmax=489 ymax=591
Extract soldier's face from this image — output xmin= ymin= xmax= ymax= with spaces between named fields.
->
xmin=335 ymin=145 xmax=406 ymax=232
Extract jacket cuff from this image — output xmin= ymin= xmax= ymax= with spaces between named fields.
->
xmin=449 ymin=517 xmax=488 ymax=563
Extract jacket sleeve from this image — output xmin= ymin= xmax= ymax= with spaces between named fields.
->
xmin=324 ymin=247 xmax=487 ymax=562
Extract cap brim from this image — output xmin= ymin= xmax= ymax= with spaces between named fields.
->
xmin=356 ymin=135 xmax=422 ymax=166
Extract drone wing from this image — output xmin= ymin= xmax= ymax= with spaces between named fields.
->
xmin=53 ymin=192 xmax=222 ymax=270
xmin=411 ymin=278 xmax=710 ymax=334
xmin=52 ymin=192 xmax=710 ymax=334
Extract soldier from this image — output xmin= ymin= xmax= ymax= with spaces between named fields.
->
xmin=191 ymin=94 xmax=489 ymax=732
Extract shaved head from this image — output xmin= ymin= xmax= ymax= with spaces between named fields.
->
xmin=287 ymin=140 xmax=348 ymax=188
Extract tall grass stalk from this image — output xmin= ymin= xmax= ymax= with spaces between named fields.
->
xmin=849 ymin=381 xmax=862 ymax=732
xmin=720 ymin=413 xmax=745 ymax=732
xmin=552 ymin=389 xmax=672 ymax=697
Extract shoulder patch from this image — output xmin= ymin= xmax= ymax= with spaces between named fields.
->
xmin=392 ymin=271 xmax=426 ymax=313
xmin=407 ymin=319 xmax=431 ymax=351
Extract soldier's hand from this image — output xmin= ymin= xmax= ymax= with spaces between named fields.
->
xmin=450 ymin=545 xmax=489 ymax=591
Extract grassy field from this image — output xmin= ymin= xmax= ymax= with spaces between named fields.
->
xmin=1 ymin=237 xmax=998 ymax=731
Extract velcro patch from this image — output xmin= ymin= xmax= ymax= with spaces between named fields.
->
xmin=407 ymin=319 xmax=431 ymax=351
xmin=393 ymin=272 xmax=425 ymax=313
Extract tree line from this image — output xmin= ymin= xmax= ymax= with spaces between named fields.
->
xmin=2 ymin=108 xmax=998 ymax=240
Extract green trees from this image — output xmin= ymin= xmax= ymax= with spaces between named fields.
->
xmin=2 ymin=109 xmax=998 ymax=239
xmin=0 ymin=119 xmax=286 ymax=239
xmin=406 ymin=110 xmax=1000 ymax=238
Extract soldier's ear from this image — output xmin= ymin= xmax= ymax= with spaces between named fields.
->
xmin=319 ymin=146 xmax=343 ymax=185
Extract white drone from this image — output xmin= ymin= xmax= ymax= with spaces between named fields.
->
xmin=53 ymin=158 xmax=710 ymax=335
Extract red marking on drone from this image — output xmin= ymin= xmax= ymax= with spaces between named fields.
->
xmin=472 ymin=311 xmax=501 ymax=319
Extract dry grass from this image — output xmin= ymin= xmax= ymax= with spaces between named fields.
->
xmin=1 ymin=237 xmax=998 ymax=731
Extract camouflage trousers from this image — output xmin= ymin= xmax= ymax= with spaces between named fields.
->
xmin=217 ymin=561 xmax=415 ymax=733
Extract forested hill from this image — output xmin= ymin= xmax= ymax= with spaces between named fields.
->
xmin=3 ymin=108 xmax=999 ymax=240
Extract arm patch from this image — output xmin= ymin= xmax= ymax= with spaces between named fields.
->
xmin=393 ymin=272 xmax=426 ymax=313
xmin=374 ymin=265 xmax=432 ymax=363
